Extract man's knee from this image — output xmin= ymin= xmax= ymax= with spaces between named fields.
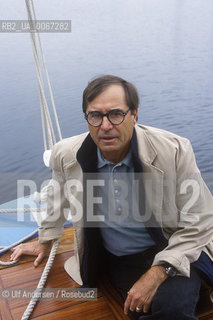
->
xmin=151 ymin=300 xmax=196 ymax=320
xmin=149 ymin=268 xmax=201 ymax=319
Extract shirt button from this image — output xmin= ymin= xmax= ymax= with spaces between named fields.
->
xmin=115 ymin=199 xmax=120 ymax=204
xmin=114 ymin=189 xmax=120 ymax=197
xmin=116 ymin=207 xmax=122 ymax=214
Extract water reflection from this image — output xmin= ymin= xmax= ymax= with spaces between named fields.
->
xmin=0 ymin=0 xmax=212 ymax=203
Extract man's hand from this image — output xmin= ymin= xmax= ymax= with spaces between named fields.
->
xmin=124 ymin=266 xmax=168 ymax=315
xmin=10 ymin=240 xmax=51 ymax=267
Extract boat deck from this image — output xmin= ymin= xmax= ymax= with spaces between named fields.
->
xmin=0 ymin=227 xmax=213 ymax=320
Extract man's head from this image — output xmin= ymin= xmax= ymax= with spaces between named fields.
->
xmin=83 ymin=75 xmax=139 ymax=163
xmin=82 ymin=75 xmax=139 ymax=114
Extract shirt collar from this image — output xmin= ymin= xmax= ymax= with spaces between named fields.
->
xmin=97 ymin=147 xmax=132 ymax=169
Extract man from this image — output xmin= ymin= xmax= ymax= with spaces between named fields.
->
xmin=11 ymin=75 xmax=213 ymax=319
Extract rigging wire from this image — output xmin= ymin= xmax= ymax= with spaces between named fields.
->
xmin=0 ymin=1 xmax=64 ymax=318
xmin=25 ymin=0 xmax=62 ymax=151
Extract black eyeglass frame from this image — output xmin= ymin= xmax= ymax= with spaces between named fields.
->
xmin=85 ymin=108 xmax=131 ymax=127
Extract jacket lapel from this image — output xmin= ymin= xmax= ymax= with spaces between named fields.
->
xmin=133 ymin=126 xmax=167 ymax=249
xmin=135 ymin=125 xmax=165 ymax=227
xmin=77 ymin=135 xmax=103 ymax=286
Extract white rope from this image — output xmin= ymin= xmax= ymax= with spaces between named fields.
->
xmin=0 ymin=229 xmax=38 ymax=254
xmin=31 ymin=0 xmax=62 ymax=142
xmin=25 ymin=0 xmax=62 ymax=152
xmin=0 ymin=208 xmax=45 ymax=213
xmin=39 ymin=94 xmax=47 ymax=151
xmin=0 ymin=258 xmax=19 ymax=266
xmin=26 ymin=2 xmax=54 ymax=150
xmin=0 ymin=2 xmax=63 ymax=318
xmin=0 ymin=229 xmax=38 ymax=266
xmin=27 ymin=22 xmax=55 ymax=149
xmin=26 ymin=0 xmax=56 ymax=150
xmin=0 ymin=233 xmax=59 ymax=320
xmin=21 ymin=240 xmax=59 ymax=320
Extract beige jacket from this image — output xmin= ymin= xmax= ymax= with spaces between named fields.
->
xmin=39 ymin=124 xmax=213 ymax=285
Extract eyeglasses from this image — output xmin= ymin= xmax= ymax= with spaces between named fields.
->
xmin=85 ymin=108 xmax=130 ymax=127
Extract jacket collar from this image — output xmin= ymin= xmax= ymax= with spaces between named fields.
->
xmin=76 ymin=133 xmax=97 ymax=172
xmin=76 ymin=124 xmax=161 ymax=173
xmin=134 ymin=124 xmax=158 ymax=166
xmin=76 ymin=127 xmax=143 ymax=173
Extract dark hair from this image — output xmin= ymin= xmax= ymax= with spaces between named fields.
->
xmin=82 ymin=75 xmax=139 ymax=113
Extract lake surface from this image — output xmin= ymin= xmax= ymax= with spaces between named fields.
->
xmin=0 ymin=0 xmax=213 ymax=203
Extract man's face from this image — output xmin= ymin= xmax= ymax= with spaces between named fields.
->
xmin=86 ymin=84 xmax=138 ymax=163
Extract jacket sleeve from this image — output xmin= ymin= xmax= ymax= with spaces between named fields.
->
xmin=152 ymin=139 xmax=213 ymax=277
xmin=38 ymin=146 xmax=70 ymax=243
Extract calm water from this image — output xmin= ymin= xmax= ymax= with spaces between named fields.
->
xmin=0 ymin=0 xmax=213 ymax=203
